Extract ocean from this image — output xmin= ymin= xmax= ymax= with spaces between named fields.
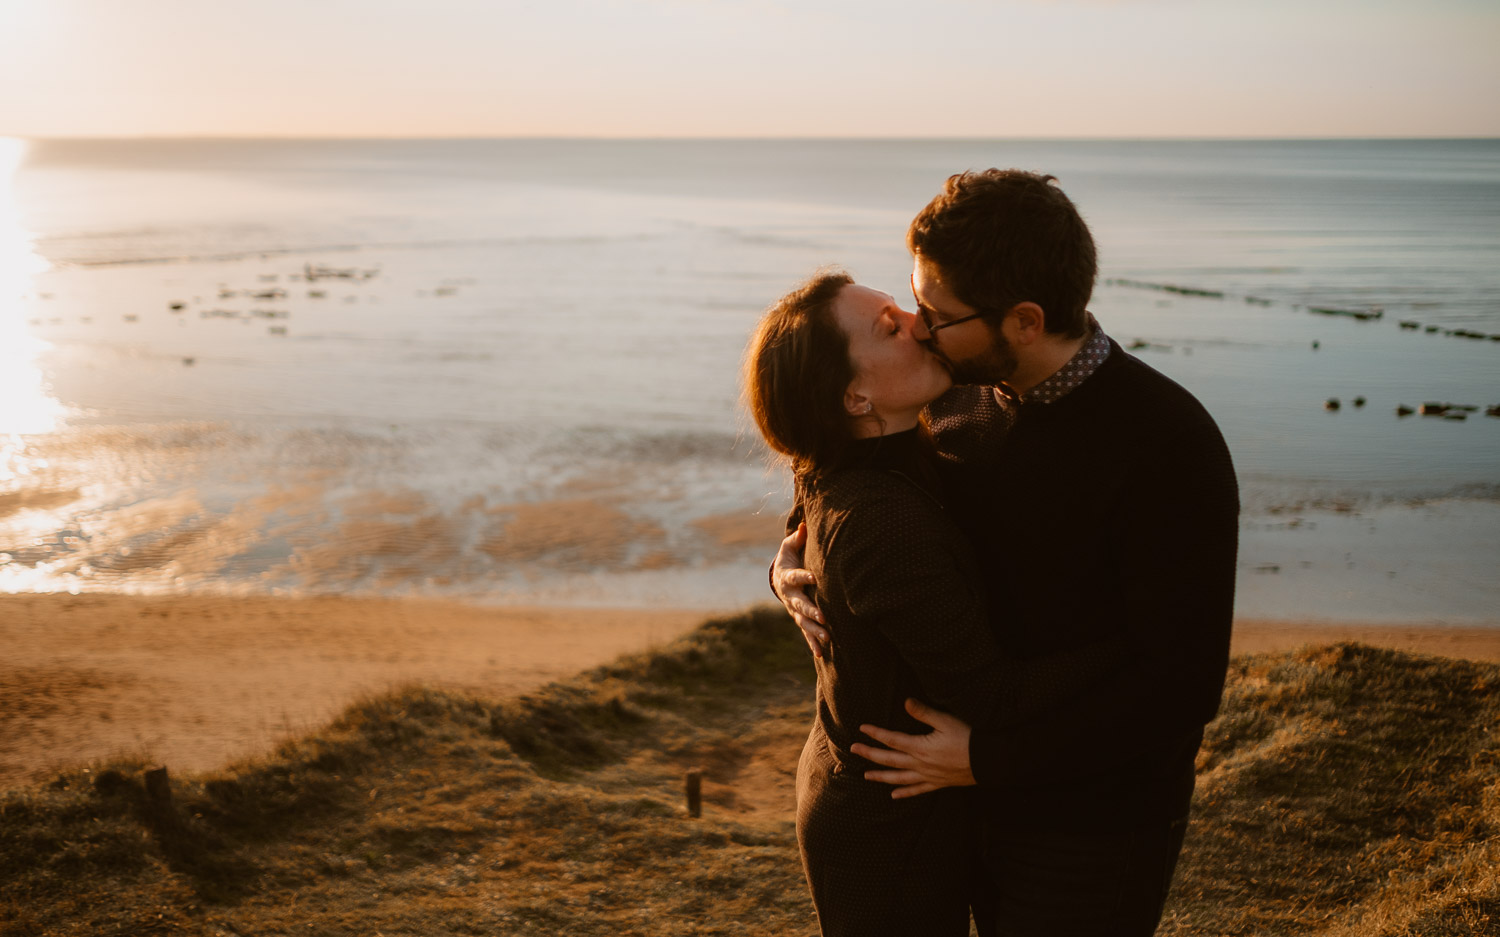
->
xmin=2 ymin=138 xmax=1497 ymax=621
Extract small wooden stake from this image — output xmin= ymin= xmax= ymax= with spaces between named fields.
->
xmin=685 ymin=768 xmax=702 ymax=818
xmin=144 ymin=766 xmax=172 ymax=806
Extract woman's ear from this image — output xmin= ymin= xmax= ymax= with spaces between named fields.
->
xmin=843 ymin=385 xmax=872 ymax=417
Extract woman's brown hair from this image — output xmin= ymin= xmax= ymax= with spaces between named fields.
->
xmin=743 ymin=270 xmax=856 ymax=480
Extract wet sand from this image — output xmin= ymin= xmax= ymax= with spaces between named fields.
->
xmin=2 ymin=594 xmax=1496 ymax=791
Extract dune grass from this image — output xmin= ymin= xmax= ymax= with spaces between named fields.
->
xmin=1 ymin=608 xmax=1497 ymax=936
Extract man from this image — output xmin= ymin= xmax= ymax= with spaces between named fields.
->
xmin=772 ymin=169 xmax=1239 ymax=936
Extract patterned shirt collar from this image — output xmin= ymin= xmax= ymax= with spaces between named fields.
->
xmin=1014 ymin=314 xmax=1111 ymax=406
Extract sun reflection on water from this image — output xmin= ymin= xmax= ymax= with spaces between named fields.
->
xmin=0 ymin=137 xmax=63 ymax=487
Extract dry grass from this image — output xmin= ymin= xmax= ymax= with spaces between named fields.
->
xmin=1 ymin=612 xmax=1496 ymax=936
xmin=1166 ymin=644 xmax=1500 ymax=935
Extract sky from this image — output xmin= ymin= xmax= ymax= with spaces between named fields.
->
xmin=0 ymin=0 xmax=1496 ymax=139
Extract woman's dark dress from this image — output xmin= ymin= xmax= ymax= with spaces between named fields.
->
xmin=794 ymin=428 xmax=1004 ymax=937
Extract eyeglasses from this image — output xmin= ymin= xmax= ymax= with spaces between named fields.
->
xmin=918 ymin=307 xmax=990 ymax=335
xmin=910 ymin=274 xmax=994 ymax=336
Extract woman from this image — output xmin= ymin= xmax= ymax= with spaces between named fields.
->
xmin=743 ymin=270 xmax=1005 ymax=936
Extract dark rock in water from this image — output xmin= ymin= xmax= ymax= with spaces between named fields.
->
xmin=1424 ymin=325 xmax=1441 ymax=333
xmin=1487 ymin=405 xmax=1500 ymax=418
xmin=1452 ymin=404 xmax=1479 ymax=412
xmin=1312 ymin=340 xmax=1321 ymax=350
xmin=1353 ymin=396 xmax=1366 ymax=407
xmin=1172 ymin=285 xmax=1224 ymax=298
xmin=1420 ymin=402 xmax=1450 ymax=415
xmin=182 ymin=357 xmax=195 ymax=366
xmin=169 ymin=302 xmax=185 ymax=311
xmin=1108 ymin=277 xmax=1224 ymax=298
xmin=1398 ymin=320 xmax=1420 ymax=329
xmin=1443 ymin=411 xmax=1468 ymax=421
xmin=1309 ymin=305 xmax=1383 ymax=321
xmin=1128 ymin=339 xmax=1149 ymax=350
xmin=1324 ymin=398 xmax=1341 ymax=410
xmin=1395 ymin=405 xmax=1415 ymax=416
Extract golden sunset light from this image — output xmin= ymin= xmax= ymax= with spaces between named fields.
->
xmin=0 ymin=137 xmax=62 ymax=442
xmin=0 ymin=3 xmax=1497 ymax=933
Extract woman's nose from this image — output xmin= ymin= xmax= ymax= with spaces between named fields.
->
xmin=903 ymin=308 xmax=932 ymax=342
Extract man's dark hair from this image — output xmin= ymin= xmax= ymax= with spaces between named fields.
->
xmin=906 ymin=169 xmax=1097 ymax=338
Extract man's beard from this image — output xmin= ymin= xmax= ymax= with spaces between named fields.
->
xmin=932 ymin=332 xmax=1018 ymax=386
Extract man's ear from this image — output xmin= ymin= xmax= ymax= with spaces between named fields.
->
xmin=1003 ymin=302 xmax=1046 ymax=345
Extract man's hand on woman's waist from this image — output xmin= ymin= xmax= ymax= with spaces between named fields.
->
xmin=853 ymin=698 xmax=976 ymax=798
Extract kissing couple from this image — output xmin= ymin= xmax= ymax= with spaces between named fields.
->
xmin=742 ymin=169 xmax=1240 ymax=936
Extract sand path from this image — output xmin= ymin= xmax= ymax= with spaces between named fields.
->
xmin=2 ymin=594 xmax=1496 ymax=791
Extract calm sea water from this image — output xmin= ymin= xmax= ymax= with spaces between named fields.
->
xmin=2 ymin=138 xmax=1497 ymax=620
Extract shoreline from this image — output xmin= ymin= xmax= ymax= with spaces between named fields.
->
xmin=1230 ymin=618 xmax=1500 ymax=662
xmin=3 ymin=593 xmax=1497 ymax=791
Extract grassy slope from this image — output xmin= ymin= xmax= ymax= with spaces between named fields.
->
xmin=1 ymin=608 xmax=1497 ymax=936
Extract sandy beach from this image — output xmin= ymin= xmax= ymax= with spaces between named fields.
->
xmin=0 ymin=594 xmax=712 ymax=790
xmin=3 ymin=592 xmax=1497 ymax=791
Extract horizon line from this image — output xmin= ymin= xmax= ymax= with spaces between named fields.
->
xmin=8 ymin=133 xmax=1500 ymax=144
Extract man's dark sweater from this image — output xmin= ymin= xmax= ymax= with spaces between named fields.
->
xmin=936 ymin=340 xmax=1240 ymax=832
